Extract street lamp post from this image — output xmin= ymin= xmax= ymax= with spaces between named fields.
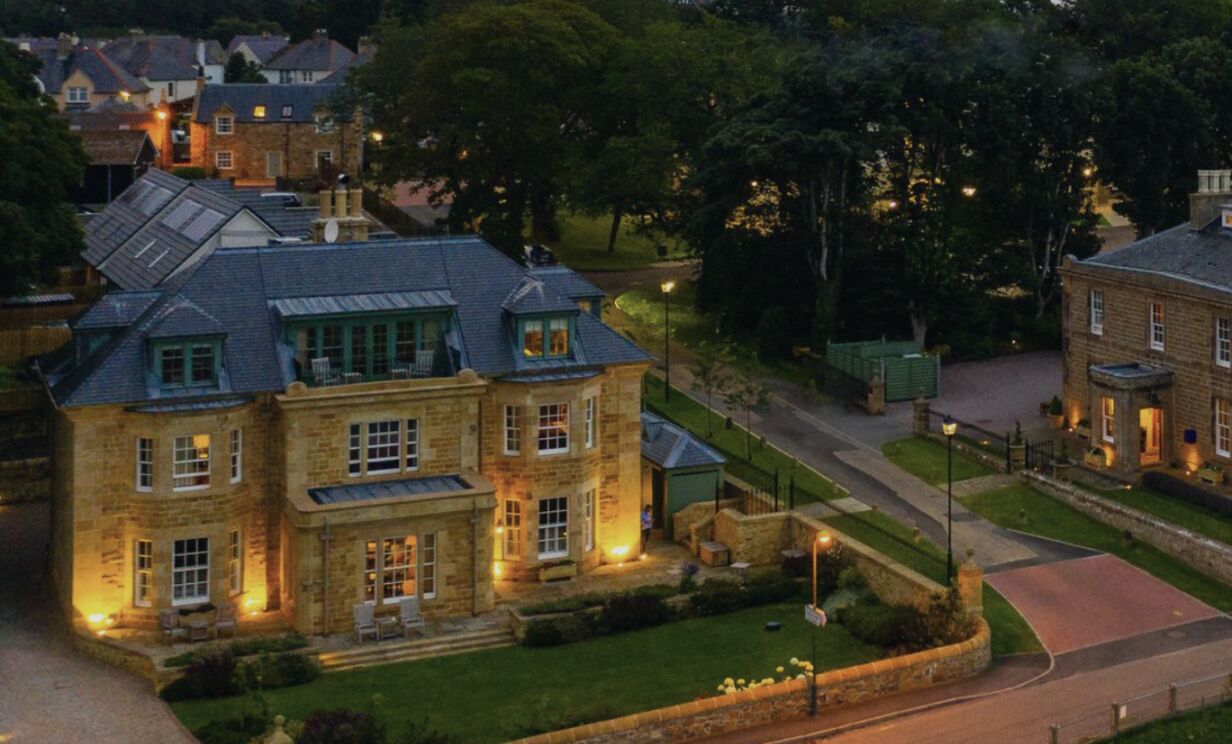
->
xmin=942 ymin=415 xmax=958 ymax=582
xmin=809 ymin=531 xmax=832 ymax=716
xmin=661 ymin=281 xmax=675 ymax=401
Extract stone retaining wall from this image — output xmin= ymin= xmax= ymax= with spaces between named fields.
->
xmin=1024 ymin=471 xmax=1232 ymax=585
xmin=673 ymin=498 xmax=741 ymax=546
xmin=507 ymin=618 xmax=991 ymax=744
xmin=921 ymin=431 xmax=1008 ymax=473
xmin=73 ymin=632 xmax=162 ymax=691
xmin=714 ymin=509 xmax=792 ymax=565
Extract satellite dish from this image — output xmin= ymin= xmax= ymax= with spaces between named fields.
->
xmin=323 ymin=218 xmax=340 ymax=243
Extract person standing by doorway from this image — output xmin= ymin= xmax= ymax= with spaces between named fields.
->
xmin=641 ymin=504 xmax=653 ymax=556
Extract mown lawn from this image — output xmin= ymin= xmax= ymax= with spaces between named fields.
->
xmin=644 ymin=375 xmax=844 ymax=501
xmin=1115 ymin=701 xmax=1232 ymax=742
xmin=1080 ymin=482 xmax=1232 ymax=546
xmin=172 ymin=603 xmax=879 ymax=743
xmin=982 ymin=584 xmax=1044 ymax=656
xmin=881 ymin=437 xmax=996 ymax=486
xmin=962 ymin=483 xmax=1232 ymax=612
xmin=539 ymin=213 xmax=685 ymax=271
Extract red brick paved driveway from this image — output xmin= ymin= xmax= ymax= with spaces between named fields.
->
xmin=985 ymin=554 xmax=1220 ymax=655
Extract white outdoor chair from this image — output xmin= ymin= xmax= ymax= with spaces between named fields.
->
xmin=353 ymin=604 xmax=379 ymax=643
xmin=311 ymin=357 xmax=339 ymax=386
xmin=413 ymin=349 xmax=434 ymax=378
xmin=399 ymin=597 xmax=427 ymax=637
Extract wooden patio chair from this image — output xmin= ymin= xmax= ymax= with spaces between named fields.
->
xmin=354 ymin=604 xmax=379 ymax=643
xmin=159 ymin=609 xmax=188 ymax=642
xmin=398 ymin=597 xmax=427 ymax=638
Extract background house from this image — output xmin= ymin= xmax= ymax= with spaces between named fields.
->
xmin=72 ymin=129 xmax=157 ymax=204
xmin=226 ymin=33 xmax=290 ymax=68
xmin=260 ymin=31 xmax=355 ymax=84
xmin=14 ymin=34 xmax=150 ymax=111
xmin=102 ymin=34 xmax=225 ymax=105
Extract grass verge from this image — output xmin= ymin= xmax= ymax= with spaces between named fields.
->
xmin=982 ymin=584 xmax=1044 ymax=656
xmin=1076 ymin=481 xmax=1232 ymax=547
xmin=962 ymin=483 xmax=1232 ymax=613
xmin=540 ymin=213 xmax=685 ymax=271
xmin=881 ymin=437 xmax=996 ymax=486
xmin=172 ymin=603 xmax=879 ymax=743
xmin=1112 ymin=701 xmax=1232 ymax=742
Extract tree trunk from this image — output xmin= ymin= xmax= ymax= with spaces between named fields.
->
xmin=529 ymin=191 xmax=558 ymax=242
xmin=607 ymin=205 xmax=623 ymax=254
xmin=910 ymin=312 xmax=928 ymax=347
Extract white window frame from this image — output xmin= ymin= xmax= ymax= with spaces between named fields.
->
xmin=172 ymin=435 xmax=210 ymax=491
xmin=279 ymin=70 xmax=293 ymax=84
xmin=421 ymin=533 xmax=436 ymax=599
xmin=215 ymin=151 xmax=233 ymax=170
xmin=134 ymin=539 xmax=153 ymax=607
xmin=368 ymin=535 xmax=416 ymax=605
xmin=583 ymin=488 xmax=595 ymax=551
xmin=584 ymin=397 xmax=596 ymax=449
xmin=301 ymin=70 xmax=314 ymax=83
xmin=1218 ymin=399 xmax=1232 ymax=458
xmin=1101 ymin=397 xmax=1115 ymax=444
xmin=504 ymin=405 xmax=521 ymax=455
xmin=228 ymin=529 xmax=242 ymax=595
xmin=215 ymin=115 xmax=233 ymax=135
xmin=405 ymin=418 xmax=419 ymax=471
xmin=316 ymin=150 xmax=333 ymax=165
xmin=1089 ymin=290 xmax=1104 ymax=335
xmin=229 ymin=429 xmax=242 ymax=484
xmin=172 ymin=537 xmax=210 ymax=606
xmin=537 ymin=496 xmax=569 ymax=559
xmin=1149 ymin=301 xmax=1165 ymax=351
xmin=136 ymin=437 xmax=153 ymax=492
xmin=67 ymin=86 xmax=88 ymax=104
xmin=503 ymin=499 xmax=522 ymax=557
xmin=315 ymin=114 xmax=333 ymax=134
xmin=366 ymin=420 xmax=401 ymax=474
xmin=1217 ymin=318 xmax=1231 ymax=369
xmin=537 ymin=403 xmax=569 ymax=455
xmin=348 ymin=423 xmax=362 ymax=477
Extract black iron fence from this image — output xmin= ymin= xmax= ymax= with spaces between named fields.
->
xmin=1024 ymin=438 xmax=1054 ymax=472
xmin=925 ymin=409 xmax=1011 ymax=470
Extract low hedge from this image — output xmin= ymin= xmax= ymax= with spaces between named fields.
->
xmin=518 ymin=584 xmax=676 ymax=617
xmin=165 ymin=632 xmax=310 ymax=668
xmin=161 ymin=648 xmax=319 ymax=701
xmin=1141 ymin=471 xmax=1232 ymax=518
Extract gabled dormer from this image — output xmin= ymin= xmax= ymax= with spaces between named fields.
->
xmin=503 ymin=277 xmax=580 ymax=362
xmin=144 ymin=297 xmax=227 ymax=392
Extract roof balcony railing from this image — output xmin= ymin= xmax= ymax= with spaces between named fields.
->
xmin=300 ymin=349 xmax=448 ymax=387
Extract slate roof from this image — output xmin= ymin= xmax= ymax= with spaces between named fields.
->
xmin=102 ymin=36 xmax=224 ymax=81
xmin=193 ymin=84 xmax=346 ymax=124
xmin=82 ymin=169 xmax=191 ymax=267
xmin=28 ymin=45 xmax=149 ymax=96
xmin=309 ymin=474 xmax=472 ymax=505
xmin=502 ymin=277 xmax=582 ymax=315
xmin=71 ymin=290 xmax=161 ymax=330
xmin=145 ymin=296 xmax=226 ymax=338
xmin=227 ymin=35 xmax=290 ymax=64
xmin=196 ymin=180 xmax=316 ymax=239
xmin=317 ymin=50 xmax=371 ymax=85
xmin=1080 ymin=222 xmax=1232 ymax=292
xmin=44 ymin=237 xmax=651 ymax=408
xmin=527 ymin=266 xmax=605 ymax=300
xmin=640 ymin=412 xmax=726 ymax=470
xmin=77 ymin=129 xmax=155 ymax=165
xmin=264 ymin=37 xmax=356 ymax=72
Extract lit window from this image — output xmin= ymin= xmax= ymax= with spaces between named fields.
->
xmin=366 ymin=421 xmax=401 ymax=474
xmin=537 ymin=497 xmax=569 ymax=559
xmin=348 ymin=423 xmax=362 ymax=477
xmin=136 ymin=437 xmax=153 ymax=491
xmin=522 ymin=319 xmax=543 ymax=357
xmin=215 ymin=116 xmax=233 ymax=134
xmin=215 ymin=151 xmax=233 ymax=169
xmin=584 ymin=397 xmax=596 ymax=449
xmin=504 ymin=499 xmax=522 ymax=557
xmin=1218 ymin=318 xmax=1231 ymax=368
xmin=583 ymin=488 xmax=595 ymax=551
xmin=549 ymin=317 xmax=569 ymax=356
xmin=405 ymin=419 xmax=419 ymax=471
xmin=421 ymin=533 xmax=436 ymax=599
xmin=537 ymin=403 xmax=569 ymax=454
xmin=1089 ymin=290 xmax=1103 ymax=335
xmin=173 ymin=434 xmax=210 ymax=491
xmin=134 ymin=539 xmax=153 ymax=607
xmin=228 ymin=529 xmax=242 ymax=595
xmin=253 ymin=105 xmax=266 ymax=119
xmin=1101 ymin=398 xmax=1115 ymax=444
xmin=172 ymin=537 xmax=209 ymax=605
xmin=1149 ymin=301 xmax=1165 ymax=351
xmin=229 ymin=429 xmax=242 ymax=483
xmin=1218 ymin=399 xmax=1231 ymax=458
xmin=378 ymin=536 xmax=416 ymax=603
xmin=504 ymin=405 xmax=521 ymax=455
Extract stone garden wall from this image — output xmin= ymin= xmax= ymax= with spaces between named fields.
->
xmin=713 ymin=509 xmax=793 ymax=565
xmin=507 ymin=617 xmax=991 ymax=744
xmin=673 ymin=498 xmax=741 ymax=547
xmin=1025 ymin=471 xmax=1232 ymax=585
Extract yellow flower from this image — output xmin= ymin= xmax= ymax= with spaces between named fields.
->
xmin=724 ymin=685 xmax=736 ymax=694
xmin=789 ymin=657 xmax=799 ymax=665
xmin=716 ymin=684 xmax=725 ymax=692
xmin=775 ymin=666 xmax=784 ymax=674
xmin=737 ymin=678 xmax=745 ymax=686
xmin=762 ymin=677 xmax=774 ymax=685
xmin=723 ymin=677 xmax=734 ymax=686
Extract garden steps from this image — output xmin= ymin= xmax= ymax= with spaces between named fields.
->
xmin=318 ymin=627 xmax=516 ymax=672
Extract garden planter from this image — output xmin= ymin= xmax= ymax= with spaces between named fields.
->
xmin=1048 ymin=414 xmax=1065 ymax=430
xmin=1052 ymin=461 xmax=1072 ymax=482
xmin=1197 ymin=467 xmax=1223 ymax=486
xmin=1009 ymin=443 xmax=1026 ymax=470
xmin=1075 ymin=423 xmax=1091 ymax=440
xmin=1084 ymin=448 xmax=1106 ymax=468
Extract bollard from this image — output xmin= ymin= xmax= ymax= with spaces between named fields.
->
xmin=267 ymin=714 xmax=293 ymax=744
xmin=1169 ymin=683 xmax=1179 ymax=715
xmin=1110 ymin=702 xmax=1122 ymax=735
xmin=1049 ymin=723 xmax=1060 ymax=744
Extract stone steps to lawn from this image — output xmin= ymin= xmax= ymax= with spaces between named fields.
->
xmin=318 ymin=627 xmax=517 ymax=672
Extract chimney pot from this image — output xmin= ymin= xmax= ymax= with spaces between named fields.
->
xmin=56 ymin=32 xmax=73 ymax=60
xmin=1190 ymin=169 xmax=1232 ymax=229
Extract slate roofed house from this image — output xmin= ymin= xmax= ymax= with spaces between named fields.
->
xmin=190 ymin=83 xmax=363 ymax=181
xmin=38 ymin=235 xmax=652 ymax=637
xmin=261 ymin=30 xmax=356 ymax=84
xmin=227 ymin=33 xmax=291 ymax=66
xmin=72 ymin=129 xmax=158 ymax=204
xmin=12 ymin=34 xmax=151 ymax=111
xmin=102 ymin=34 xmax=225 ymax=104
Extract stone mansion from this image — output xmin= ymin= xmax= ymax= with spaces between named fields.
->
xmin=39 ymin=236 xmax=650 ymax=634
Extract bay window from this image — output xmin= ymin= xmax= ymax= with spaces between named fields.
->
xmin=1101 ymin=398 xmax=1115 ymax=444
xmin=172 ymin=537 xmax=209 ymax=605
xmin=537 ymin=496 xmax=569 ymax=559
xmin=173 ymin=434 xmax=210 ymax=490
xmin=537 ymin=403 xmax=569 ymax=454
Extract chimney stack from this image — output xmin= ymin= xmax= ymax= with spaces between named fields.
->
xmin=56 ymin=33 xmax=74 ymax=60
xmin=312 ymin=174 xmax=370 ymax=243
xmin=1190 ymin=170 xmax=1232 ymax=230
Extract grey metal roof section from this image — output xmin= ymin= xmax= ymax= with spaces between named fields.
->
xmin=82 ymin=169 xmax=190 ymax=266
xmin=503 ymin=370 xmax=600 ymax=384
xmin=44 ymin=236 xmax=651 ymax=408
xmin=502 ymin=276 xmax=582 ymax=315
xmin=527 ymin=266 xmax=604 ymax=299
xmin=264 ymin=37 xmax=356 ymax=72
xmin=145 ymin=296 xmax=225 ymax=338
xmin=271 ymin=290 xmax=456 ymax=318
xmin=71 ymin=290 xmax=161 ymax=330
xmin=193 ymin=84 xmax=346 ymax=124
xmin=1081 ymin=222 xmax=1232 ymax=292
xmin=309 ymin=474 xmax=471 ymax=505
xmin=641 ymin=411 xmax=726 ymax=470
xmin=2 ymin=292 xmax=75 ymax=307
xmin=128 ymin=396 xmax=251 ymax=414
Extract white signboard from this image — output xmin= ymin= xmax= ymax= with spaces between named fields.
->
xmin=804 ymin=604 xmax=827 ymax=627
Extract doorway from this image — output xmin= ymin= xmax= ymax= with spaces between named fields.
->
xmin=265 ymin=151 xmax=282 ymax=179
xmin=1139 ymin=407 xmax=1162 ymax=466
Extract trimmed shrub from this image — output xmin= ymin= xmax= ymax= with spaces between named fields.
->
xmin=239 ymin=652 xmax=320 ymax=690
xmin=299 ymin=708 xmax=384 ymax=744
xmin=521 ymin=612 xmax=593 ymax=647
xmin=160 ymin=647 xmax=240 ymax=701
xmin=598 ymin=592 xmax=672 ymax=633
xmin=835 ymin=600 xmax=913 ymax=648
xmin=689 ymin=578 xmax=746 ymax=616
xmin=170 ymin=166 xmax=207 ymax=180
xmin=837 ymin=566 xmax=866 ymax=591
xmin=192 ymin=692 xmax=270 ymax=744
xmin=900 ymin=587 xmax=975 ymax=652
xmin=745 ymin=577 xmax=802 ymax=606
xmin=166 ymin=633 xmax=310 ymax=668
xmin=1142 ymin=471 xmax=1232 ymax=518
xmin=815 ymin=543 xmax=854 ymax=596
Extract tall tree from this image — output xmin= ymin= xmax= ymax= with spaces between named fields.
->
xmin=0 ymin=44 xmax=86 ymax=295
xmin=223 ymin=52 xmax=265 ymax=83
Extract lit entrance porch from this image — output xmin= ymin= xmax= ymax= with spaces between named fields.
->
xmin=1086 ymin=362 xmax=1173 ymax=475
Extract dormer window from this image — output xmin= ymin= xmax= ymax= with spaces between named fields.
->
xmin=253 ymin=105 xmax=267 ymax=119
xmin=281 ymin=105 xmax=293 ymax=119
xmin=521 ymin=316 xmax=571 ymax=359
xmin=155 ymin=339 xmax=221 ymax=389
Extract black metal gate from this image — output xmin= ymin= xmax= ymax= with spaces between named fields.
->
xmin=1024 ymin=438 xmax=1054 ymax=472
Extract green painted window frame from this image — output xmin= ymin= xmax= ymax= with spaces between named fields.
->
xmin=518 ymin=314 xmax=575 ymax=360
xmin=288 ymin=312 xmax=450 ymax=379
xmin=153 ymin=337 xmax=223 ymax=390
